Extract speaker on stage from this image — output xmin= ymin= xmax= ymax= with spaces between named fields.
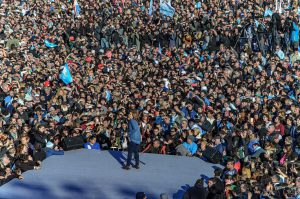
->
xmin=202 ymin=146 xmax=222 ymax=164
xmin=62 ymin=136 xmax=84 ymax=151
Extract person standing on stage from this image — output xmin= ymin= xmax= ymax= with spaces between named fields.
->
xmin=123 ymin=111 xmax=141 ymax=170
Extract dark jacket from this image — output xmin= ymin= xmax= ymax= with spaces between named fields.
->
xmin=15 ymin=160 xmax=35 ymax=172
xmin=207 ymin=183 xmax=225 ymax=199
xmin=33 ymin=150 xmax=46 ymax=162
xmin=183 ymin=184 xmax=208 ymax=199
xmin=34 ymin=133 xmax=48 ymax=148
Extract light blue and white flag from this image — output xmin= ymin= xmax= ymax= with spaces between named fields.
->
xmin=264 ymin=9 xmax=273 ymax=17
xmin=275 ymin=50 xmax=285 ymax=60
xmin=4 ymin=96 xmax=12 ymax=107
xmin=44 ymin=39 xmax=58 ymax=48
xmin=149 ymin=0 xmax=153 ymax=16
xmin=158 ymin=42 xmax=162 ymax=54
xmin=160 ymin=0 xmax=175 ymax=17
xmin=60 ymin=63 xmax=73 ymax=84
xmin=195 ymin=2 xmax=201 ymax=9
xmin=74 ymin=0 xmax=81 ymax=17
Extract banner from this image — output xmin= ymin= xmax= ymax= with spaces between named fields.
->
xmin=160 ymin=0 xmax=175 ymax=17
xmin=60 ymin=63 xmax=73 ymax=84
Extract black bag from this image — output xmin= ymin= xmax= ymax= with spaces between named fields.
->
xmin=62 ymin=136 xmax=84 ymax=151
xmin=202 ymin=146 xmax=222 ymax=164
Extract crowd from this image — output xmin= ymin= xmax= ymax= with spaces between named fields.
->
xmin=0 ymin=0 xmax=299 ymax=198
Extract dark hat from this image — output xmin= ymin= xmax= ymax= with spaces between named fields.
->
xmin=214 ymin=135 xmax=221 ymax=140
xmin=136 ymin=192 xmax=146 ymax=199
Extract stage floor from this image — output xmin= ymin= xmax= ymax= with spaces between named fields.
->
xmin=0 ymin=149 xmax=221 ymax=199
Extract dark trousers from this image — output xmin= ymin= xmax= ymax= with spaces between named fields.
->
xmin=126 ymin=142 xmax=140 ymax=167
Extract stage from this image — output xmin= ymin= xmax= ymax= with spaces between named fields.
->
xmin=0 ymin=149 xmax=221 ymax=199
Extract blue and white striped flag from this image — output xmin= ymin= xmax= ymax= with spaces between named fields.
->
xmin=264 ymin=9 xmax=273 ymax=17
xmin=74 ymin=0 xmax=81 ymax=17
xmin=149 ymin=0 xmax=153 ymax=16
xmin=195 ymin=2 xmax=201 ymax=9
xmin=60 ymin=63 xmax=73 ymax=84
xmin=4 ymin=96 xmax=12 ymax=107
xmin=158 ymin=42 xmax=162 ymax=54
xmin=160 ymin=0 xmax=175 ymax=17
xmin=44 ymin=39 xmax=58 ymax=48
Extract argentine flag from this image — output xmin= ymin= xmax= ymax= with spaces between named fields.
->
xmin=264 ymin=9 xmax=273 ymax=17
xmin=44 ymin=39 xmax=58 ymax=48
xmin=160 ymin=0 xmax=175 ymax=17
xmin=158 ymin=42 xmax=162 ymax=54
xmin=4 ymin=96 xmax=12 ymax=107
xmin=149 ymin=0 xmax=153 ymax=16
xmin=60 ymin=63 xmax=73 ymax=84
xmin=74 ymin=0 xmax=81 ymax=17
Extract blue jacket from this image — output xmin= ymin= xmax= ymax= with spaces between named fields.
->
xmin=291 ymin=22 xmax=299 ymax=43
xmin=251 ymin=147 xmax=265 ymax=158
xmin=183 ymin=142 xmax=198 ymax=155
xmin=181 ymin=107 xmax=197 ymax=119
xmin=129 ymin=119 xmax=141 ymax=144
xmin=214 ymin=144 xmax=224 ymax=154
xmin=247 ymin=140 xmax=259 ymax=155
xmin=84 ymin=142 xmax=100 ymax=150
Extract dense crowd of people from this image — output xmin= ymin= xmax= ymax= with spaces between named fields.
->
xmin=0 ymin=0 xmax=299 ymax=198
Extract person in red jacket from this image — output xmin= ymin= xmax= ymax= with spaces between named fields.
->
xmin=274 ymin=116 xmax=285 ymax=136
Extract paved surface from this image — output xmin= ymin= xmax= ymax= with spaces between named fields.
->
xmin=0 ymin=149 xmax=221 ymax=199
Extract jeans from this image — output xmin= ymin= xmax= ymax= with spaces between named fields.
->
xmin=46 ymin=149 xmax=64 ymax=158
xmin=126 ymin=142 xmax=140 ymax=167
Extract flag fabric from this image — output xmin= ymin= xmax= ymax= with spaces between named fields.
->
xmin=158 ymin=42 xmax=162 ymax=54
xmin=149 ymin=0 xmax=153 ymax=16
xmin=105 ymin=90 xmax=112 ymax=101
xmin=195 ymin=2 xmax=201 ymax=9
xmin=4 ymin=96 xmax=12 ymax=107
xmin=289 ymin=94 xmax=296 ymax=101
xmin=275 ymin=50 xmax=285 ymax=60
xmin=160 ymin=0 xmax=175 ymax=17
xmin=74 ymin=0 xmax=81 ymax=17
xmin=264 ymin=9 xmax=273 ymax=17
xmin=44 ymin=39 xmax=58 ymax=48
xmin=60 ymin=63 xmax=73 ymax=84
xmin=254 ymin=19 xmax=260 ymax=27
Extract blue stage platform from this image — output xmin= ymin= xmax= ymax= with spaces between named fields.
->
xmin=0 ymin=149 xmax=221 ymax=199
